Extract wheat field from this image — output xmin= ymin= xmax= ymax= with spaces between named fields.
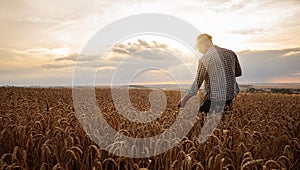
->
xmin=0 ymin=87 xmax=299 ymax=169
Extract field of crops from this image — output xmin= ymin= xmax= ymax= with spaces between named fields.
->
xmin=0 ymin=87 xmax=299 ymax=169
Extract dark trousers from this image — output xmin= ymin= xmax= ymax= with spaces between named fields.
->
xmin=199 ymin=99 xmax=233 ymax=114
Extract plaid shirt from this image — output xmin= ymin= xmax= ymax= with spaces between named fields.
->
xmin=186 ymin=45 xmax=242 ymax=101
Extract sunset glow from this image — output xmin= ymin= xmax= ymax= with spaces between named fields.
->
xmin=0 ymin=0 xmax=300 ymax=86
xmin=50 ymin=48 xmax=69 ymax=56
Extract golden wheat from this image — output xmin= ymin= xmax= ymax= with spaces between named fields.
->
xmin=0 ymin=87 xmax=299 ymax=169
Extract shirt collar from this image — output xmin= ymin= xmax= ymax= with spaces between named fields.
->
xmin=204 ymin=45 xmax=217 ymax=55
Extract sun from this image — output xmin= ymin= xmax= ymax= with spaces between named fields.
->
xmin=50 ymin=48 xmax=69 ymax=56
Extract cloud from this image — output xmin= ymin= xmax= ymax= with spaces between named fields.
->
xmin=291 ymin=72 xmax=300 ymax=76
xmin=133 ymin=48 xmax=174 ymax=61
xmin=0 ymin=0 xmax=116 ymax=48
xmin=55 ymin=54 xmax=108 ymax=68
xmin=42 ymin=63 xmax=74 ymax=69
xmin=97 ymin=66 xmax=116 ymax=71
xmin=282 ymin=50 xmax=300 ymax=57
xmin=0 ymin=46 xmax=75 ymax=86
xmin=1 ymin=0 xmax=300 ymax=53
xmin=268 ymin=76 xmax=300 ymax=83
xmin=106 ymin=39 xmax=185 ymax=69
xmin=111 ymin=39 xmax=169 ymax=55
xmin=0 ymin=47 xmax=74 ymax=59
xmin=207 ymin=0 xmax=250 ymax=12
xmin=237 ymin=47 xmax=300 ymax=83
xmin=55 ymin=53 xmax=78 ymax=62
xmin=111 ymin=48 xmax=130 ymax=55
xmin=230 ymin=28 xmax=265 ymax=35
xmin=92 ymin=39 xmax=196 ymax=85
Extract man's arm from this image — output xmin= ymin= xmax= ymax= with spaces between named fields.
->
xmin=178 ymin=59 xmax=207 ymax=107
xmin=235 ymin=54 xmax=242 ymax=77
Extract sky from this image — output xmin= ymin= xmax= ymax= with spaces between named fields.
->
xmin=0 ymin=0 xmax=300 ymax=86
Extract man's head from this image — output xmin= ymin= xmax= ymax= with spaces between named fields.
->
xmin=196 ymin=34 xmax=213 ymax=54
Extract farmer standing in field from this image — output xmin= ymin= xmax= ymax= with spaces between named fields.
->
xmin=177 ymin=34 xmax=242 ymax=115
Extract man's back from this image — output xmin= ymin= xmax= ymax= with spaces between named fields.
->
xmin=202 ymin=45 xmax=242 ymax=101
xmin=186 ymin=45 xmax=242 ymax=101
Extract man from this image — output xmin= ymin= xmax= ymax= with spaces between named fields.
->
xmin=177 ymin=34 xmax=242 ymax=114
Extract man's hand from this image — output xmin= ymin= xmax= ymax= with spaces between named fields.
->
xmin=177 ymin=100 xmax=185 ymax=108
xmin=177 ymin=95 xmax=189 ymax=108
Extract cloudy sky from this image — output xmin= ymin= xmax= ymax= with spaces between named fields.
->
xmin=0 ymin=0 xmax=300 ymax=86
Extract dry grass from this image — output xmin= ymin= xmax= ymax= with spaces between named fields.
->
xmin=0 ymin=87 xmax=299 ymax=169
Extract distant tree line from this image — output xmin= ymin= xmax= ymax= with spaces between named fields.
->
xmin=247 ymin=88 xmax=300 ymax=94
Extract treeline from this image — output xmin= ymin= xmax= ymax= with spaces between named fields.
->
xmin=247 ymin=88 xmax=300 ymax=94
